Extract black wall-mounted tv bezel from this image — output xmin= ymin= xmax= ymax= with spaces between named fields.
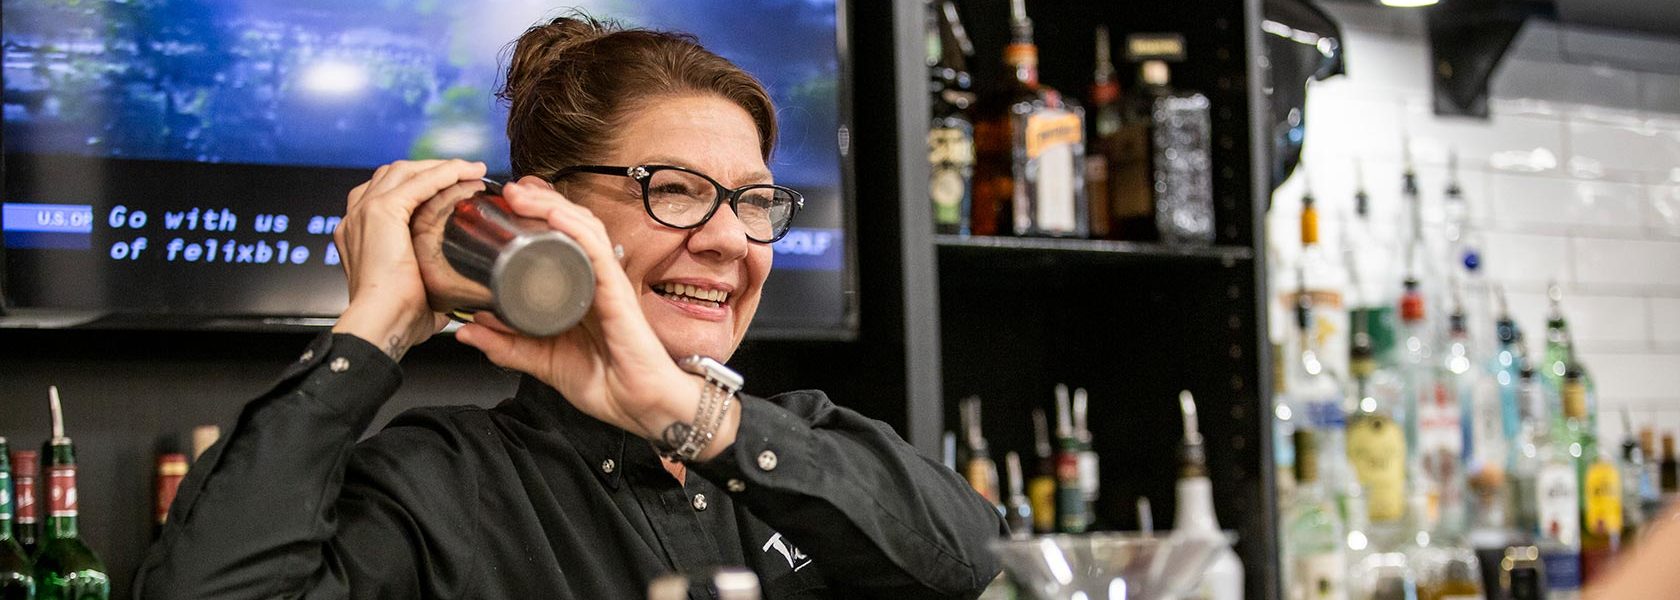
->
xmin=0 ymin=0 xmax=860 ymax=341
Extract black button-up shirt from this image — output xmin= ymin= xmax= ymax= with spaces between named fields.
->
xmin=135 ymin=333 xmax=1005 ymax=599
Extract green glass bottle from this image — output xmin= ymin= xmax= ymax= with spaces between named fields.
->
xmin=1 ymin=438 xmax=37 ymax=600
xmin=32 ymin=389 xmax=107 ymax=600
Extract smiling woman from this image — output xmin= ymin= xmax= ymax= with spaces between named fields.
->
xmin=133 ymin=12 xmax=1005 ymax=600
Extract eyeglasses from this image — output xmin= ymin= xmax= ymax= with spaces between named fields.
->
xmin=552 ymin=164 xmax=804 ymax=243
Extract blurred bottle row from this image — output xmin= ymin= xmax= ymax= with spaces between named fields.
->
xmin=1268 ymin=142 xmax=1665 ymax=599
xmin=1 ymin=387 xmax=219 ymax=600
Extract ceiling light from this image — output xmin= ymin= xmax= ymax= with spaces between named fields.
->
xmin=1380 ymin=0 xmax=1439 ymax=6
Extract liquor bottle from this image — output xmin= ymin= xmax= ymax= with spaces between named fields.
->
xmin=1347 ymin=329 xmax=1409 ymax=549
xmin=1 ymin=439 xmax=36 ymax=600
xmin=1172 ymin=391 xmax=1244 ymax=600
xmin=1274 ymin=342 xmax=1299 ymax=510
xmin=971 ymin=0 xmax=1087 ymax=237
xmin=8 ymin=451 xmax=37 ymax=558
xmin=1542 ymin=284 xmax=1596 ymax=433
xmin=1438 ymin=306 xmax=1482 ymax=537
xmin=1579 ymin=443 xmax=1622 ymax=583
xmin=1491 ymin=288 xmax=1525 ymax=446
xmin=155 ymin=452 xmax=189 ymax=537
xmin=1288 ymin=289 xmax=1351 ymax=518
xmin=1053 ymin=385 xmax=1089 ymax=533
xmin=1027 ymin=409 xmax=1057 ymax=534
xmin=1072 ymin=387 xmax=1099 ymax=523
xmin=958 ymin=397 xmax=1001 ymax=509
xmin=1139 ymin=59 xmax=1214 ymax=245
xmin=1002 ymin=452 xmax=1032 ymax=539
xmin=1344 ymin=160 xmax=1401 ymax=371
xmin=1638 ymin=427 xmax=1663 ymax=523
xmin=190 ymin=425 xmax=222 ymax=462
xmin=941 ymin=431 xmax=958 ymax=471
xmin=1616 ymin=408 xmax=1647 ymax=543
xmin=1086 ymin=26 xmax=1121 ymax=239
xmin=32 ymin=388 xmax=109 ymax=600
xmin=1295 ymin=186 xmax=1351 ymax=382
xmin=1415 ymin=544 xmax=1482 ymax=600
xmin=1400 ymin=279 xmax=1459 ymax=535
xmin=1662 ymin=433 xmax=1678 ymax=504
xmin=1441 ymin=150 xmax=1489 ymax=351
xmin=1509 ymin=369 xmax=1581 ymax=600
xmin=928 ymin=0 xmax=976 ymax=235
xmin=1286 ymin=429 xmax=1348 ymax=600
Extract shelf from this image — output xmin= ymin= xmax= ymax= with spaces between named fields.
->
xmin=935 ymin=234 xmax=1255 ymax=265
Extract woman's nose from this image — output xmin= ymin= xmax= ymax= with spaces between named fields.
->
xmin=687 ymin=201 xmax=752 ymax=260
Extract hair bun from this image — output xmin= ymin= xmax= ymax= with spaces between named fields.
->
xmin=498 ymin=14 xmax=616 ymax=105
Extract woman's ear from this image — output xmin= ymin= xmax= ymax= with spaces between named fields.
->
xmin=515 ymin=174 xmax=557 ymax=191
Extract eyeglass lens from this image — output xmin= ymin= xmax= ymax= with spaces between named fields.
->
xmin=645 ymin=168 xmax=795 ymax=241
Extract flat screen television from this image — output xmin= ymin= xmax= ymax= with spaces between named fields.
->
xmin=1 ymin=0 xmax=857 ymax=339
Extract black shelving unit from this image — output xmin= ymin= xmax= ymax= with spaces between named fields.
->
xmin=893 ymin=0 xmax=1276 ymax=597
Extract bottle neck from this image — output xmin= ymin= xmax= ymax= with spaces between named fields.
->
xmin=1004 ymin=43 xmax=1039 ymax=88
xmin=47 ymin=515 xmax=77 ymax=540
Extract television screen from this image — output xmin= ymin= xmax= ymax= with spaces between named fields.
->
xmin=2 ymin=0 xmax=854 ymax=337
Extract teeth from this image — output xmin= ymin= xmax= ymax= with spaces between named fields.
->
xmin=656 ymin=283 xmax=728 ymax=305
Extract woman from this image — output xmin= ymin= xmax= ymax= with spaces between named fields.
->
xmin=135 ymin=14 xmax=1005 ymax=600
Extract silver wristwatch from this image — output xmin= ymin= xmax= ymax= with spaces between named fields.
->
xmin=655 ymin=356 xmax=743 ymax=462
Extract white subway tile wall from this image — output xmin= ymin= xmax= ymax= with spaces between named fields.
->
xmin=1282 ymin=4 xmax=1680 ymax=443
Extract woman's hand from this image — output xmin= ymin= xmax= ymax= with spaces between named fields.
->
xmin=332 ymin=159 xmax=488 ymax=360
xmin=454 ymin=177 xmax=712 ymax=448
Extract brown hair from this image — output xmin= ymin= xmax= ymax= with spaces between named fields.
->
xmin=497 ymin=13 xmax=778 ymax=180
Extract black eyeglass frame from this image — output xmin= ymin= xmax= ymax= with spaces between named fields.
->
xmin=551 ymin=164 xmax=805 ymax=243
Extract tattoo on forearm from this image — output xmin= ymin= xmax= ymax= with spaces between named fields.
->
xmin=386 ymin=335 xmax=408 ymax=361
xmin=659 ymin=421 xmax=692 ymax=454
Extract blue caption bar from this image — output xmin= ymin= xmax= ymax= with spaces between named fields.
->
xmin=771 ymin=227 xmax=843 ymax=272
xmin=3 ymin=203 xmax=96 ymax=233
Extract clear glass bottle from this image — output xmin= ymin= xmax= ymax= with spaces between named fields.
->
xmin=1289 ymin=290 xmax=1353 ymax=520
xmin=970 ymin=0 xmax=1087 ymax=238
xmin=1400 ymin=280 xmax=1458 ymax=536
xmin=1347 ymin=331 xmax=1409 ymax=549
xmin=1509 ymin=368 xmax=1581 ymax=600
xmin=1296 ymin=187 xmax=1350 ymax=383
xmin=1287 ymin=429 xmax=1350 ymax=600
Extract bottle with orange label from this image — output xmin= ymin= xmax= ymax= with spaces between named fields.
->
xmin=970 ymin=0 xmax=1087 ymax=237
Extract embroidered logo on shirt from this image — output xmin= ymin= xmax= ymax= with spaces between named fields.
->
xmin=762 ymin=532 xmax=813 ymax=572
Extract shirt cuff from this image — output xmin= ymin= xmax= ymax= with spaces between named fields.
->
xmin=272 ymin=332 xmax=404 ymax=419
xmin=690 ymin=396 xmax=819 ymax=495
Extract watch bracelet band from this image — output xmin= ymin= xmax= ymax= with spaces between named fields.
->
xmin=670 ymin=379 xmax=721 ymax=461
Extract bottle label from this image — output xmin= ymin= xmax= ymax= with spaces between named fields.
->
xmin=1023 ymin=110 xmax=1082 ymax=234
xmin=928 ymin=126 xmax=974 ymax=226
xmin=1302 ymin=396 xmax=1346 ymax=430
xmin=1538 ymin=462 xmax=1580 ymax=547
xmin=1417 ymin=381 xmax=1463 ymax=503
xmin=1077 ymin=451 xmax=1100 ymax=501
xmin=1056 ymin=453 xmax=1087 ymax=532
xmin=1584 ymin=461 xmax=1623 ymax=538
xmin=0 ymin=471 xmax=9 ymax=520
xmin=14 ymin=472 xmax=35 ymax=524
xmin=1348 ymin=415 xmax=1406 ymax=522
xmin=1028 ymin=476 xmax=1057 ymax=533
xmin=1540 ymin=547 xmax=1582 ymax=591
xmin=1293 ymin=552 xmax=1346 ymax=600
xmin=48 ymin=464 xmax=77 ymax=518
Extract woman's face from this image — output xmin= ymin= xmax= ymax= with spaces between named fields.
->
xmin=559 ymin=94 xmax=774 ymax=362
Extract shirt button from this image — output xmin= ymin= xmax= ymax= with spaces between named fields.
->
xmin=601 ymin=459 xmax=616 ymax=474
xmin=299 ymin=349 xmax=315 ymax=362
xmin=726 ymin=479 xmax=746 ymax=493
xmin=329 ymin=357 xmax=350 ymax=373
xmin=692 ymin=493 xmax=708 ymax=511
xmin=757 ymin=450 xmax=778 ymax=471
